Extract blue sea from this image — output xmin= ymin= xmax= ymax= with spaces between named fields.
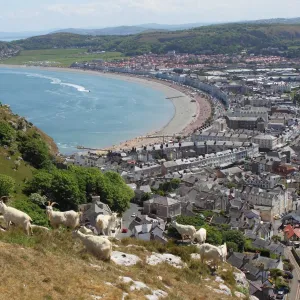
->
xmin=0 ymin=67 xmax=174 ymax=154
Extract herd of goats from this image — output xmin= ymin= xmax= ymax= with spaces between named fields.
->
xmin=0 ymin=197 xmax=227 ymax=267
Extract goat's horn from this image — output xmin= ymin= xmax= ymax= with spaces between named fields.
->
xmin=51 ymin=202 xmax=58 ymax=206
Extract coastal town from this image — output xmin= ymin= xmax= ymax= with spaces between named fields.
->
xmin=64 ymin=50 xmax=300 ymax=300
xmin=3 ymin=11 xmax=300 ymax=299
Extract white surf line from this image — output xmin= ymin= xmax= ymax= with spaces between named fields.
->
xmin=2 ymin=70 xmax=90 ymax=93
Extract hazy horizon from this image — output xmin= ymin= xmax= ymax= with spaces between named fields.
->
xmin=0 ymin=0 xmax=299 ymax=32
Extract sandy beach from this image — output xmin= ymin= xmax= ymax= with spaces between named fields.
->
xmin=0 ymin=64 xmax=212 ymax=151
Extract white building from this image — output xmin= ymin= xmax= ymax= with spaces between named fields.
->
xmin=235 ymin=186 xmax=293 ymax=222
xmin=161 ymin=144 xmax=259 ymax=175
xmin=253 ymin=134 xmax=281 ymax=150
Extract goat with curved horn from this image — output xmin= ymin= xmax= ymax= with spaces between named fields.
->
xmin=45 ymin=202 xmax=80 ymax=229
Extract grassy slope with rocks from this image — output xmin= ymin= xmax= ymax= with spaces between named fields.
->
xmin=0 ymin=229 xmax=248 ymax=300
xmin=0 ymin=102 xmax=58 ymax=225
xmin=0 ymin=103 xmax=58 ymax=193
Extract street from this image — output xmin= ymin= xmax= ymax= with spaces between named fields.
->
xmin=116 ymin=203 xmax=142 ymax=239
xmin=284 ymin=247 xmax=300 ymax=300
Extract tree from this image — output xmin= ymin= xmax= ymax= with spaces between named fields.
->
xmin=223 ymin=230 xmax=245 ymax=252
xmin=141 ymin=192 xmax=151 ymax=202
xmin=25 ymin=166 xmax=133 ymax=214
xmin=25 ymin=170 xmax=54 ymax=195
xmin=96 ymin=171 xmax=133 ymax=214
xmin=271 ymin=235 xmax=281 ymax=243
xmin=176 ymin=215 xmax=205 ymax=227
xmin=203 ymin=224 xmax=223 ymax=245
xmin=50 ymin=169 xmax=82 ymax=209
xmin=29 ymin=193 xmax=47 ymax=206
xmin=0 ymin=174 xmax=15 ymax=197
xmin=226 ymin=241 xmax=238 ymax=252
xmin=226 ymin=182 xmax=237 ymax=189
xmin=0 ymin=121 xmax=15 ymax=145
xmin=18 ymin=134 xmax=52 ymax=169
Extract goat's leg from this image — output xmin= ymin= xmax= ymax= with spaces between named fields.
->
xmin=29 ymin=224 xmax=33 ymax=236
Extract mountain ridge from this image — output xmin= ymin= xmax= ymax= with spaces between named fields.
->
xmin=7 ymin=23 xmax=300 ymax=57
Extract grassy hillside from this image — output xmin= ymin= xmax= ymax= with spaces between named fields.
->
xmin=1 ymin=49 xmax=126 ymax=67
xmin=0 ymin=229 xmax=245 ymax=300
xmin=5 ymin=23 xmax=300 ymax=57
xmin=0 ymin=103 xmax=59 ymax=225
xmin=0 ymin=103 xmax=58 ymax=196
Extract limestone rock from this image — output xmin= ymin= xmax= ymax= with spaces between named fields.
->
xmin=234 ymin=291 xmax=246 ymax=298
xmin=146 ymin=252 xmax=185 ymax=268
xmin=218 ymin=284 xmax=232 ymax=296
xmin=111 ymin=251 xmax=141 ymax=266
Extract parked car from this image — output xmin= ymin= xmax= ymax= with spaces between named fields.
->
xmin=293 ymin=241 xmax=300 ymax=248
xmin=276 ymin=290 xmax=284 ymax=299
xmin=121 ymin=228 xmax=128 ymax=233
xmin=131 ymin=213 xmax=136 ymax=217
xmin=283 ymin=271 xmax=293 ymax=279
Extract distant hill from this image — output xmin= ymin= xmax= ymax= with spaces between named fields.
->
xmin=10 ymin=23 xmax=300 ymax=57
xmin=52 ymin=23 xmax=210 ymax=36
xmin=0 ymin=30 xmax=53 ymax=41
xmin=52 ymin=26 xmax=163 ymax=36
xmin=246 ymin=17 xmax=300 ymax=25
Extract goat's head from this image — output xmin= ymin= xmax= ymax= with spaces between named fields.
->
xmin=45 ymin=201 xmax=58 ymax=217
xmin=111 ymin=212 xmax=118 ymax=220
xmin=0 ymin=196 xmax=9 ymax=203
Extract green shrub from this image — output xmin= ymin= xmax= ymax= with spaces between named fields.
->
xmin=223 ymin=230 xmax=245 ymax=252
xmin=18 ymin=134 xmax=52 ymax=169
xmin=226 ymin=241 xmax=238 ymax=252
xmin=203 ymin=224 xmax=222 ymax=245
xmin=25 ymin=166 xmax=134 ymax=213
xmin=270 ymin=268 xmax=284 ymax=278
xmin=0 ymin=173 xmax=15 ymax=197
xmin=260 ymin=249 xmax=271 ymax=257
xmin=11 ymin=197 xmax=48 ymax=226
xmin=175 ymin=215 xmax=205 ymax=228
xmin=0 ymin=121 xmax=15 ymax=145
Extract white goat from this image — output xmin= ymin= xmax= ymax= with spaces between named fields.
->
xmin=0 ymin=200 xmax=33 ymax=235
xmin=171 ymin=220 xmax=196 ymax=241
xmin=78 ymin=226 xmax=94 ymax=235
xmin=193 ymin=228 xmax=206 ymax=244
xmin=95 ymin=213 xmax=118 ymax=236
xmin=196 ymin=243 xmax=223 ymax=269
xmin=46 ymin=201 xmax=81 ymax=229
xmin=219 ymin=242 xmax=227 ymax=262
xmin=72 ymin=229 xmax=112 ymax=261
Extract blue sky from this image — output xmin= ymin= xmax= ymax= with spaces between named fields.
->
xmin=0 ymin=0 xmax=300 ymax=32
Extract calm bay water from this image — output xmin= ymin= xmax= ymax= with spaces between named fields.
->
xmin=0 ymin=67 xmax=174 ymax=154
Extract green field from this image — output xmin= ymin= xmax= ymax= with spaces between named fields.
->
xmin=1 ymin=49 xmax=126 ymax=67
